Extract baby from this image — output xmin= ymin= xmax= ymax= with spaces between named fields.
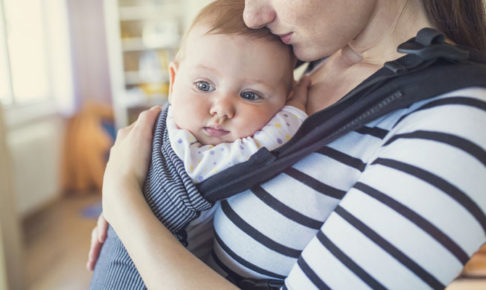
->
xmin=90 ymin=1 xmax=307 ymax=289
xmin=167 ymin=2 xmax=306 ymax=183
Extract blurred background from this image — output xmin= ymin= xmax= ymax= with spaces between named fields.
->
xmin=0 ymin=0 xmax=210 ymax=289
xmin=0 ymin=0 xmax=485 ymax=289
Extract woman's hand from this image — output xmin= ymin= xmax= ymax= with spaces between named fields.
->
xmin=86 ymin=106 xmax=161 ymax=271
xmin=101 ymin=106 xmax=161 ymax=224
xmin=86 ymin=213 xmax=109 ymax=271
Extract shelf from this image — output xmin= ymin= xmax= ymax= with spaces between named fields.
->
xmin=121 ymin=37 xmax=178 ymax=51
xmin=119 ymin=88 xmax=168 ymax=109
xmin=124 ymin=70 xmax=141 ymax=85
xmin=126 ymin=97 xmax=168 ymax=125
xmin=124 ymin=70 xmax=169 ymax=85
xmin=105 ymin=0 xmax=199 ymax=128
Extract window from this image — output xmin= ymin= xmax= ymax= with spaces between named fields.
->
xmin=0 ymin=0 xmax=74 ymax=118
xmin=0 ymin=1 xmax=11 ymax=104
xmin=0 ymin=0 xmax=50 ymax=105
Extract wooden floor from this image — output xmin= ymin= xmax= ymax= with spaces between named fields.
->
xmin=23 ymin=194 xmax=486 ymax=289
xmin=24 ymin=194 xmax=99 ymax=290
xmin=449 ymin=251 xmax=486 ymax=290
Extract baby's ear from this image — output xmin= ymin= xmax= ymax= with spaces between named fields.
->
xmin=168 ymin=62 xmax=179 ymax=103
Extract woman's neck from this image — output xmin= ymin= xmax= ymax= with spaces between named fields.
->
xmin=306 ymin=0 xmax=435 ymax=114
xmin=340 ymin=0 xmax=434 ymax=68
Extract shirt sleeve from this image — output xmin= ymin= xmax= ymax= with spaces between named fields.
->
xmin=253 ymin=105 xmax=308 ymax=151
xmin=284 ymin=90 xmax=486 ymax=289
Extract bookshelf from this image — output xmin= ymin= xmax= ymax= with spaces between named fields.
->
xmin=104 ymin=0 xmax=182 ymax=128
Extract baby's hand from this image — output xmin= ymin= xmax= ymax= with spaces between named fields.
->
xmin=286 ymin=75 xmax=311 ymax=113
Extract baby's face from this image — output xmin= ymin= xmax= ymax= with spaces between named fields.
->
xmin=169 ymin=25 xmax=293 ymax=145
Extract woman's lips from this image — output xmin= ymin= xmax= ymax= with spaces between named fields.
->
xmin=204 ymin=127 xmax=229 ymax=137
xmin=279 ymin=32 xmax=293 ymax=44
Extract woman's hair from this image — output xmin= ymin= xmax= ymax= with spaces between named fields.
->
xmin=422 ymin=0 xmax=486 ymax=51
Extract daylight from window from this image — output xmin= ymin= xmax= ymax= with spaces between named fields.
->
xmin=0 ymin=0 xmax=51 ymax=105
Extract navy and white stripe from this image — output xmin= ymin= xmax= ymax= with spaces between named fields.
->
xmin=90 ymin=108 xmax=212 ymax=290
xmin=209 ymin=88 xmax=486 ymax=289
xmin=143 ymin=108 xmax=212 ymax=233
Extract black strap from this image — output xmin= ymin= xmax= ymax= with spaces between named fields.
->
xmin=198 ymin=28 xmax=486 ymax=203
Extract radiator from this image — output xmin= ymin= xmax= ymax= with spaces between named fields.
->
xmin=7 ymin=116 xmax=65 ymax=217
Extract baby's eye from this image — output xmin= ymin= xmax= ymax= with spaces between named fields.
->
xmin=240 ymin=91 xmax=262 ymax=101
xmin=195 ymin=81 xmax=214 ymax=92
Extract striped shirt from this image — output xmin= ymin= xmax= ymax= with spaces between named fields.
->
xmin=204 ymin=87 xmax=486 ymax=289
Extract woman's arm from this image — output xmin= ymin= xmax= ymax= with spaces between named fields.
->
xmin=283 ymin=89 xmax=486 ymax=289
xmin=106 ymin=179 xmax=235 ymax=289
xmin=101 ymin=106 xmax=236 ymax=289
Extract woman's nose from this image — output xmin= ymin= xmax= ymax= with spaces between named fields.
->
xmin=209 ymin=95 xmax=235 ymax=121
xmin=243 ymin=0 xmax=276 ymax=29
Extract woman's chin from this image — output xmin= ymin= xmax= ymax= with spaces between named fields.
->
xmin=293 ymin=45 xmax=327 ymax=62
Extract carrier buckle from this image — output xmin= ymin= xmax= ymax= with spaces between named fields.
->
xmin=397 ymin=27 xmax=469 ymax=62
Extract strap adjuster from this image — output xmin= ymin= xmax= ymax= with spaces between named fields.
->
xmin=385 ymin=28 xmax=470 ymax=74
xmin=397 ymin=27 xmax=469 ymax=62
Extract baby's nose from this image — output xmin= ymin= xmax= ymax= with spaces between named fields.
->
xmin=210 ymin=95 xmax=235 ymax=121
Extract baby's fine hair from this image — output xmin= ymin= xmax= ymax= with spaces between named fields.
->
xmin=175 ymin=0 xmax=296 ymax=66
xmin=192 ymin=0 xmax=281 ymax=41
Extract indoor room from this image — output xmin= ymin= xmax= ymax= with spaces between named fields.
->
xmin=0 ymin=0 xmax=485 ymax=289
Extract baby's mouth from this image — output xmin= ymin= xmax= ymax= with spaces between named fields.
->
xmin=203 ymin=126 xmax=230 ymax=137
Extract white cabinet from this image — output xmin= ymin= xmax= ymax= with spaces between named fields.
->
xmin=104 ymin=0 xmax=183 ymax=128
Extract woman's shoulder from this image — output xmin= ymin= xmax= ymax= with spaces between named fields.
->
xmin=423 ymin=87 xmax=486 ymax=101
xmin=384 ymin=86 xmax=486 ymax=143
xmin=399 ymin=86 xmax=486 ymax=122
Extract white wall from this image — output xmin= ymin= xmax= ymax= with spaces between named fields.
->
xmin=67 ymin=0 xmax=112 ymax=107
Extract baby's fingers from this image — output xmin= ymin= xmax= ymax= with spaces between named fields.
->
xmin=287 ymin=75 xmax=311 ymax=112
xmin=294 ymin=75 xmax=311 ymax=98
xmin=87 ymin=226 xmax=103 ymax=271
xmin=96 ymin=213 xmax=108 ymax=243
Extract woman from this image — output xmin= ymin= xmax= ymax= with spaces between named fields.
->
xmin=88 ymin=0 xmax=486 ymax=288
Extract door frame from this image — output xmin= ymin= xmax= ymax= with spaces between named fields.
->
xmin=0 ymin=104 xmax=24 ymax=290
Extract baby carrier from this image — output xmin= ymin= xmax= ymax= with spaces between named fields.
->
xmin=198 ymin=27 xmax=486 ymax=203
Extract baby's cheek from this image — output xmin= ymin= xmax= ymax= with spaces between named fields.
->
xmin=233 ymin=105 xmax=279 ymax=139
xmin=237 ymin=118 xmax=268 ymax=139
xmin=173 ymin=113 xmax=194 ymax=132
